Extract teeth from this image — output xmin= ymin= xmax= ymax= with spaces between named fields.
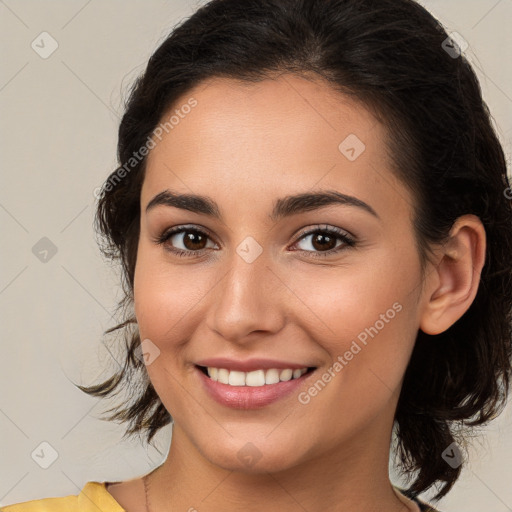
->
xmin=265 ymin=368 xmax=280 ymax=384
xmin=228 ymin=370 xmax=246 ymax=386
xmin=206 ymin=366 xmax=308 ymax=386
xmin=217 ymin=368 xmax=229 ymax=384
xmin=246 ymin=369 xmax=265 ymax=386
xmin=279 ymin=369 xmax=293 ymax=381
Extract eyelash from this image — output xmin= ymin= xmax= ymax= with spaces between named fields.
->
xmin=153 ymin=224 xmax=356 ymax=259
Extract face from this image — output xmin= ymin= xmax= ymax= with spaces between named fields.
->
xmin=133 ymin=74 xmax=427 ymax=473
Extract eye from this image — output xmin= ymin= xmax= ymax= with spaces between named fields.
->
xmin=290 ymin=225 xmax=356 ymax=258
xmin=153 ymin=224 xmax=356 ymax=259
xmin=153 ymin=225 xmax=218 ymax=257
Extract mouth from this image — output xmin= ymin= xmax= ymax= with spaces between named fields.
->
xmin=195 ymin=364 xmax=317 ymax=386
xmin=194 ymin=364 xmax=318 ymax=409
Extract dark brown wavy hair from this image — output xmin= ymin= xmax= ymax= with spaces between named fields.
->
xmin=76 ymin=0 xmax=512 ymax=503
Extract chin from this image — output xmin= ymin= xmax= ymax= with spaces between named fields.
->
xmin=199 ymin=434 xmax=307 ymax=474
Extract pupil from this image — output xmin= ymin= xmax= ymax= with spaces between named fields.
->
xmin=312 ymin=233 xmax=335 ymax=251
xmin=184 ymin=231 xmax=206 ymax=250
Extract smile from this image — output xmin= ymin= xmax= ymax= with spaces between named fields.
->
xmin=201 ymin=366 xmax=310 ymax=386
xmin=195 ymin=365 xmax=317 ymax=409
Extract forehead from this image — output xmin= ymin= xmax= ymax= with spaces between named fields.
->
xmin=148 ymin=73 xmax=381 ymax=162
xmin=141 ymin=74 xmax=409 ymax=222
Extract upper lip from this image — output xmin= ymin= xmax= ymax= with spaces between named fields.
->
xmin=195 ymin=357 xmax=316 ymax=372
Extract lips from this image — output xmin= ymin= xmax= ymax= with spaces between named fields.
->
xmin=194 ymin=360 xmax=317 ymax=409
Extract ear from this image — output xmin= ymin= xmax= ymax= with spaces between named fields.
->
xmin=420 ymin=214 xmax=486 ymax=335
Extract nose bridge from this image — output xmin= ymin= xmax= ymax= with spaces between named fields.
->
xmin=206 ymin=240 xmax=284 ymax=341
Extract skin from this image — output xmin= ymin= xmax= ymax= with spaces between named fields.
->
xmin=106 ymin=74 xmax=486 ymax=512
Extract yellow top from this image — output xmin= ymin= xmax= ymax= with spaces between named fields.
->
xmin=1 ymin=482 xmax=439 ymax=512
xmin=1 ymin=482 xmax=124 ymax=512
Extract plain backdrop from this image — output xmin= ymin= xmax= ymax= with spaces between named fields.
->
xmin=1 ymin=0 xmax=511 ymax=510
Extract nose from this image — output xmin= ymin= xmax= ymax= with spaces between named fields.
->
xmin=205 ymin=245 xmax=286 ymax=344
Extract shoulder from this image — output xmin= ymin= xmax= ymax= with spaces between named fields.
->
xmin=1 ymin=494 xmax=77 ymax=512
xmin=1 ymin=482 xmax=125 ymax=512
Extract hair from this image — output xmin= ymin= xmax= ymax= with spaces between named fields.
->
xmin=76 ymin=0 xmax=512 ymax=503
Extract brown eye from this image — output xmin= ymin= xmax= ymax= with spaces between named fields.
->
xmin=291 ymin=226 xmax=356 ymax=258
xmin=177 ymin=230 xmax=208 ymax=251
xmin=155 ymin=226 xmax=218 ymax=257
xmin=306 ymin=232 xmax=339 ymax=251
xmin=154 ymin=224 xmax=356 ymax=259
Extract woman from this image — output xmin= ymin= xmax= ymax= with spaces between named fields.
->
xmin=4 ymin=0 xmax=511 ymax=511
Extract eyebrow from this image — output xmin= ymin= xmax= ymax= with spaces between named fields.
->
xmin=145 ymin=189 xmax=379 ymax=221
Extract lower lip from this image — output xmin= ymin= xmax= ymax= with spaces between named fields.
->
xmin=196 ymin=366 xmax=314 ymax=409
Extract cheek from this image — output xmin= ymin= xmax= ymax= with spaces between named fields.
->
xmin=132 ymin=248 xmax=197 ymax=414
xmin=133 ymin=244 xmax=205 ymax=340
xmin=296 ymin=246 xmax=420 ymax=393
xmin=296 ymin=278 xmax=418 ymax=436
xmin=291 ymin=245 xmax=419 ymax=340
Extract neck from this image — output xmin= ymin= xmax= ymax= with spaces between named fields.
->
xmin=146 ymin=423 xmax=415 ymax=512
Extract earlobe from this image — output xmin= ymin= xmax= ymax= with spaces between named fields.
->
xmin=420 ymin=215 xmax=486 ymax=335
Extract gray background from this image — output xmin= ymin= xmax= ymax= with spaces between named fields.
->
xmin=1 ymin=1 xmax=511 ymax=510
